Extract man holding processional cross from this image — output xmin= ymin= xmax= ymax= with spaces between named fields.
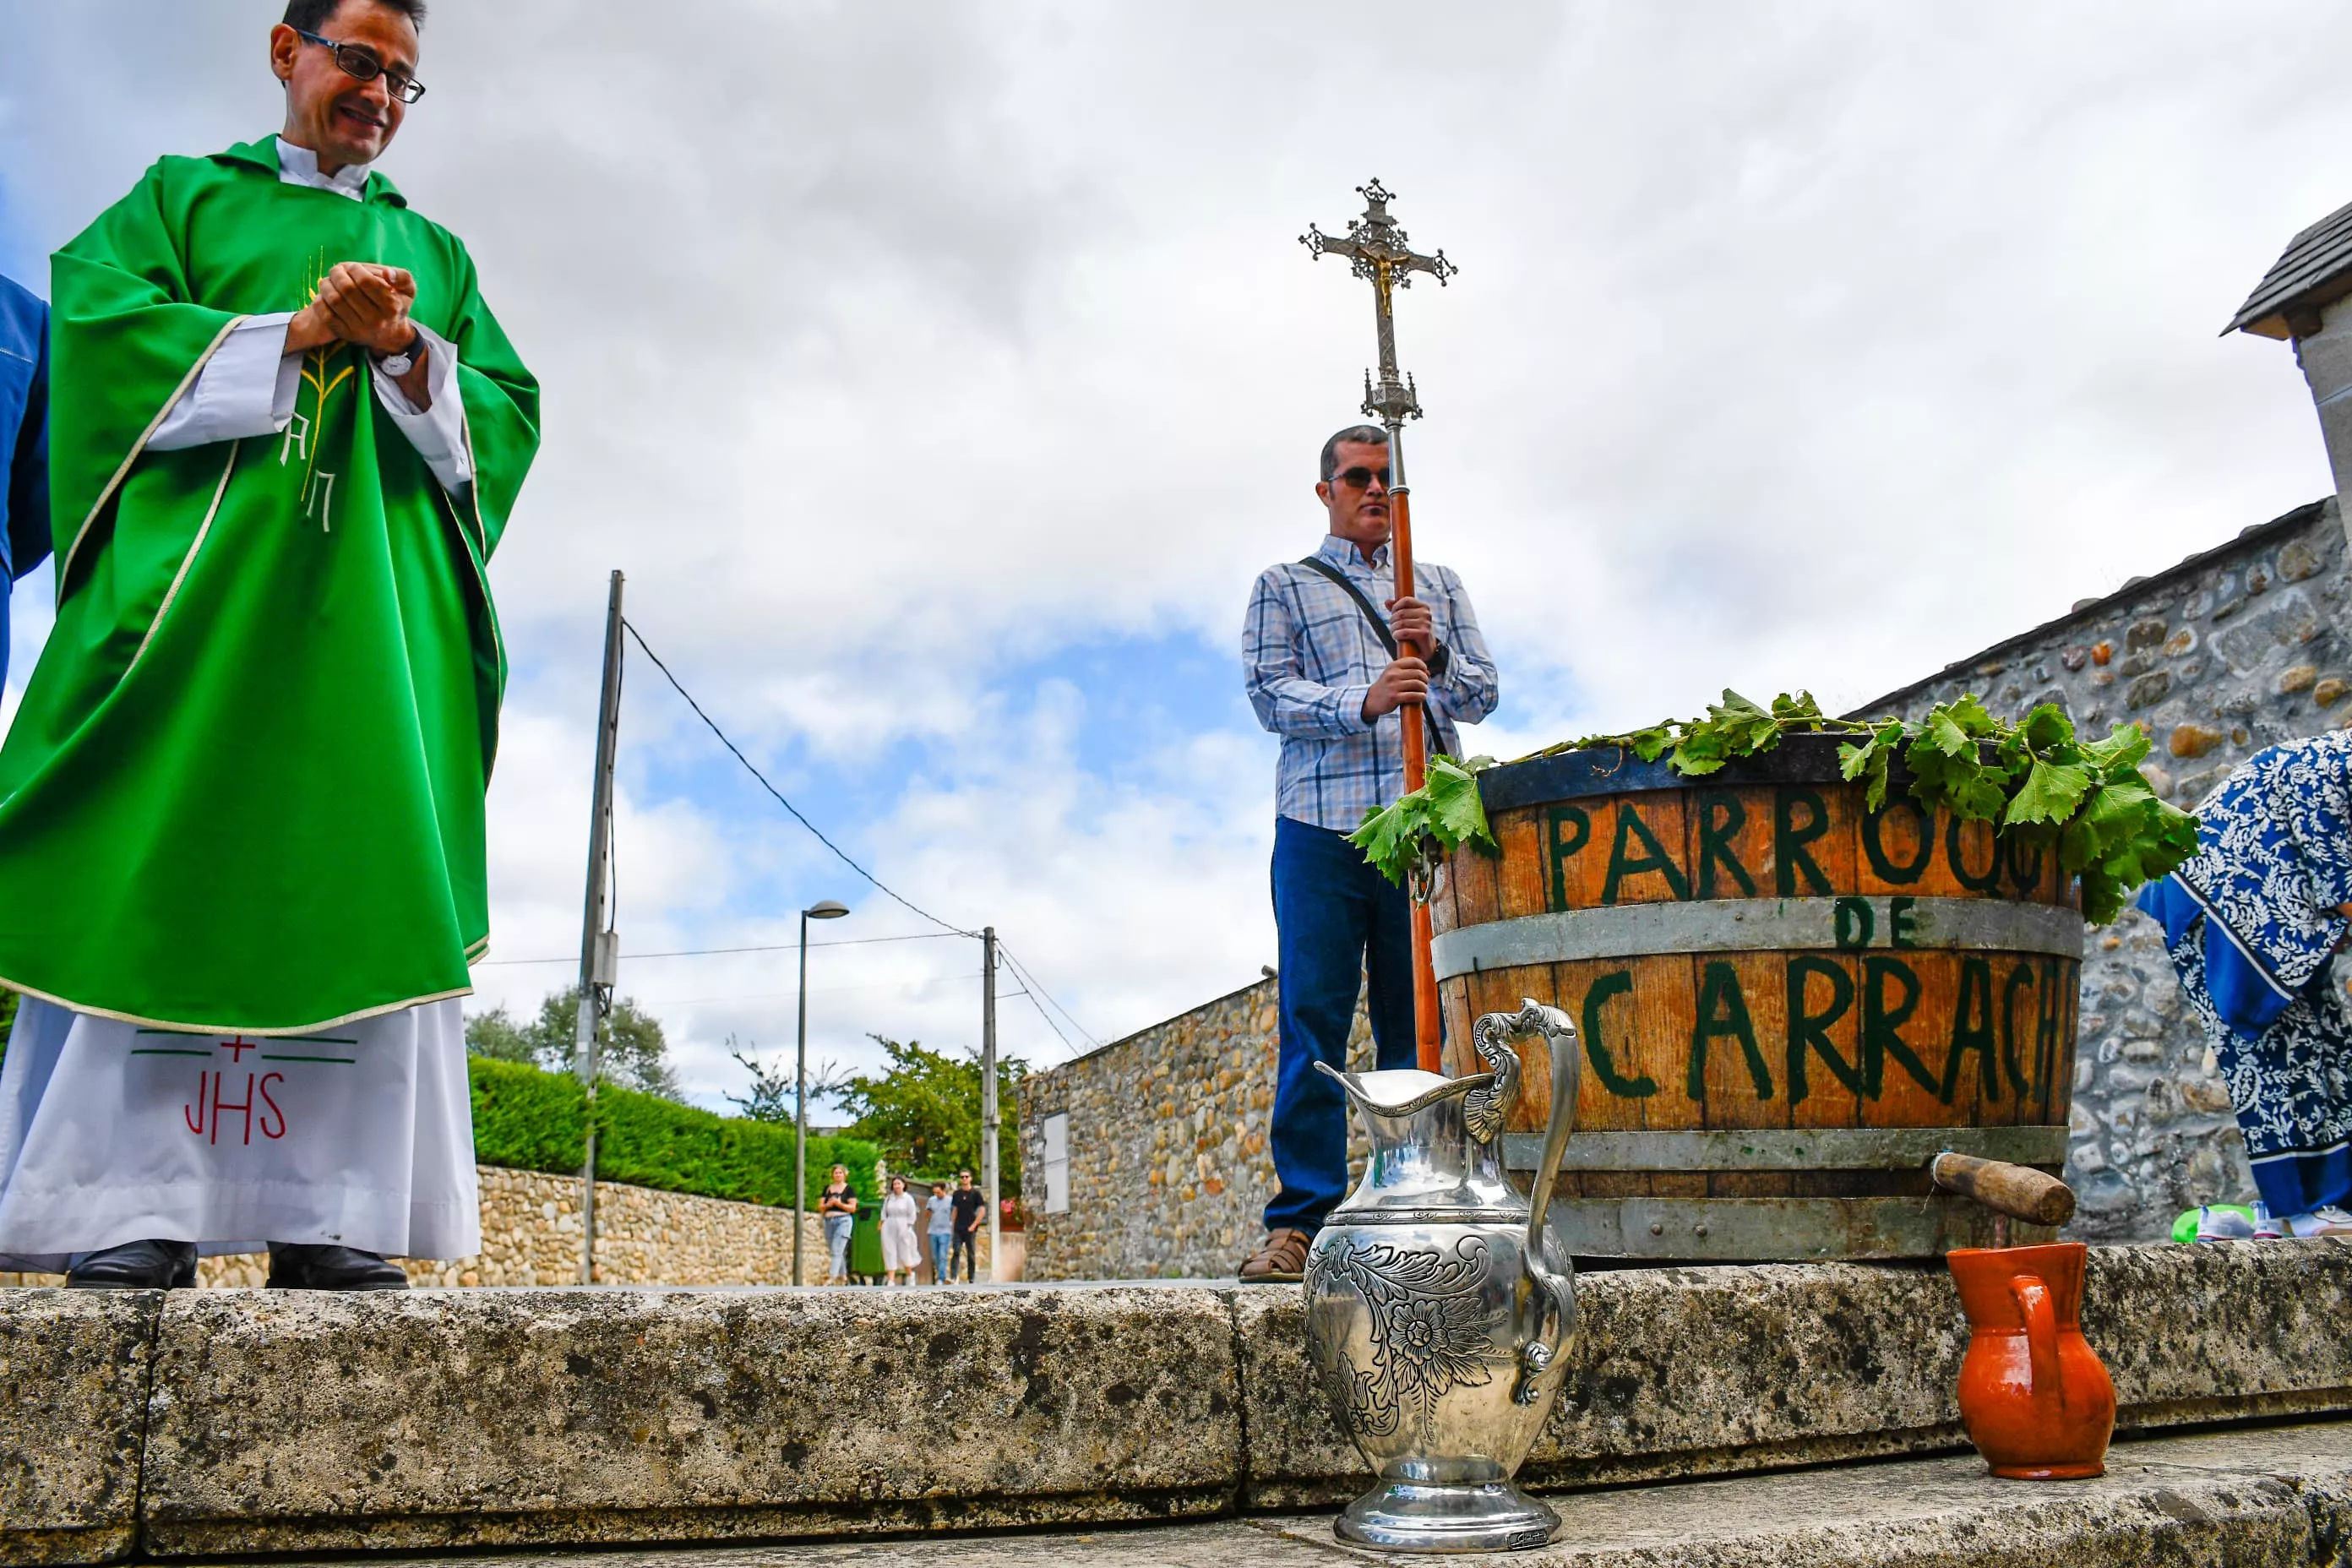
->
xmin=1240 ymin=184 xmax=1494 ymax=1283
xmin=0 ymin=0 xmax=538 ymax=1289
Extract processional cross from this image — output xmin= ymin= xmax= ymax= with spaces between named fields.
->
xmin=1303 ymin=179 xmax=1457 ymax=1070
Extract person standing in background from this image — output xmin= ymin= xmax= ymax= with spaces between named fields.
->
xmin=924 ymin=1180 xmax=953 ymax=1284
xmin=949 ymin=1168 xmax=983 ymax=1283
xmin=818 ymin=1164 xmax=858 ymax=1285
xmin=879 ymin=1174 xmax=919 ymax=1285
xmin=0 ymin=271 xmax=49 ymax=686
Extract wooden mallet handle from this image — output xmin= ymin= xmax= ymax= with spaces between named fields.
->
xmin=1931 ymin=1152 xmax=2076 ymax=1228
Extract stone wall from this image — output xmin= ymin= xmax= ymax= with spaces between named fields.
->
xmin=1861 ymin=497 xmax=2352 ymax=1241
xmin=1019 ymin=977 xmax=1369 ymax=1281
xmin=1023 ymin=500 xmax=2351 ymax=1280
xmin=0 ymin=1165 xmax=1015 ymax=1287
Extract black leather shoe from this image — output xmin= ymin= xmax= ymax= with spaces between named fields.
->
xmin=66 ymin=1239 xmax=197 ymax=1289
xmin=265 ymin=1244 xmax=410 ymax=1291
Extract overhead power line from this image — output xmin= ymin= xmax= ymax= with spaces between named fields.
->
xmin=996 ymin=941 xmax=1097 ymax=1054
xmin=476 ymin=931 xmax=962 ymax=967
xmin=618 ymin=617 xmax=1099 ymax=1058
xmin=621 ymin=620 xmax=977 ymax=939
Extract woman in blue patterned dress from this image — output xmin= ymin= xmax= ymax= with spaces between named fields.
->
xmin=2141 ymin=732 xmax=2352 ymax=1237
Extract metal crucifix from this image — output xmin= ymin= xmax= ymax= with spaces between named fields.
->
xmin=1303 ymin=178 xmax=1457 ymax=1072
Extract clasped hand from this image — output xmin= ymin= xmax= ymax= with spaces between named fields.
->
xmin=285 ymin=261 xmax=418 ymax=357
xmin=1360 ymin=596 xmax=1438 ymax=722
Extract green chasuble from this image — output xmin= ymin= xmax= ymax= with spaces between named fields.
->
xmin=0 ymin=136 xmax=539 ymax=1033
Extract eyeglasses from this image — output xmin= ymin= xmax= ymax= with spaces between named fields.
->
xmin=294 ymin=29 xmax=427 ymax=104
xmin=1332 ymin=466 xmax=1391 ymax=491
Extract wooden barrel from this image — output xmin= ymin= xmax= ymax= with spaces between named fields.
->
xmin=1430 ymin=734 xmax=2080 ymax=1260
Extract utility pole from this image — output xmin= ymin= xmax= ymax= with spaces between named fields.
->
xmin=792 ymin=899 xmax=849 ymax=1285
xmin=981 ymin=926 xmax=999 ymax=1281
xmin=574 ymin=569 xmax=626 ymax=1286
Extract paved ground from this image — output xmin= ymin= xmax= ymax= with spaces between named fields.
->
xmin=234 ymin=1420 xmax=2352 ymax=1565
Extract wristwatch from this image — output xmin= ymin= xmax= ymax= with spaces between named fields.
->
xmin=378 ymin=329 xmax=421 ymax=378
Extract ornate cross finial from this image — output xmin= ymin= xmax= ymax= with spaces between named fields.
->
xmin=1301 ymin=178 xmax=1457 ymax=427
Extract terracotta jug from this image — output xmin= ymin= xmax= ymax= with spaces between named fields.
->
xmin=1946 ymin=1241 xmax=2115 ymax=1478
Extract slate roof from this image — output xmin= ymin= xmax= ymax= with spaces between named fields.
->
xmin=2226 ymin=197 xmax=2352 ymax=338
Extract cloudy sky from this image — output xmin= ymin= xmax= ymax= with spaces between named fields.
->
xmin=2 ymin=2 xmax=2345 ymax=1112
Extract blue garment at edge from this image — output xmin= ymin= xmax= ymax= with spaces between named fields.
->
xmin=2136 ymin=733 xmax=2352 ymax=1217
xmin=1265 ymin=814 xmax=1421 ymax=1234
xmin=0 ymin=273 xmax=49 ymax=689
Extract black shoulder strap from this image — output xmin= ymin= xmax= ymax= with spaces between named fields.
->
xmin=1295 ymin=556 xmax=1445 ymax=754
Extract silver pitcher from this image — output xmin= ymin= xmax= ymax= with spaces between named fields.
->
xmin=1303 ymin=999 xmax=1581 ymax=1554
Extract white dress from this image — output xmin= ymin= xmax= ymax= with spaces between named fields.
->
xmin=0 ymin=995 xmax=481 ymax=1269
xmin=880 ymin=1191 xmax=920 ymax=1271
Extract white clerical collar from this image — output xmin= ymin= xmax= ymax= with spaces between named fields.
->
xmin=275 ymin=138 xmax=372 ymax=200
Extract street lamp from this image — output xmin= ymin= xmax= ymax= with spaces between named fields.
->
xmin=792 ymin=898 xmax=851 ymax=1286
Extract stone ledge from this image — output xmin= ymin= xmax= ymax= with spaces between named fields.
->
xmin=139 ymin=1285 xmax=1239 ymax=1558
xmin=7 ymin=1239 xmax=2352 ymax=1560
xmin=237 ymin=1421 xmax=2352 ymax=1565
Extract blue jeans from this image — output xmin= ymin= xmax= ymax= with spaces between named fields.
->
xmin=824 ymin=1215 xmax=854 ymax=1278
xmin=928 ymin=1231 xmax=953 ymax=1282
xmin=1266 ymin=815 xmax=1418 ymax=1234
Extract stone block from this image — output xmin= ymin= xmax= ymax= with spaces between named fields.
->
xmin=0 ymin=1289 xmax=158 ymax=1565
xmin=2126 ymin=672 xmax=2171 ymax=709
xmin=139 ymin=1284 xmax=1241 ymax=1555
xmin=2279 ymin=663 xmax=2320 ymax=694
xmin=2319 ymin=678 xmax=2348 ymax=708
xmin=2169 ymin=722 xmax=2224 ymax=759
xmin=2090 ymin=1240 xmax=2352 ymax=1425
xmin=1234 ymin=1244 xmax=2352 ymax=1509
xmin=1239 ymin=1262 xmax=1970 ymax=1509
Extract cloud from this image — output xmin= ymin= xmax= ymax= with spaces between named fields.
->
xmin=5 ymin=2 xmax=2349 ymax=1106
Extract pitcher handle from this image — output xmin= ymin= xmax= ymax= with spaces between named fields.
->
xmin=2009 ymin=1273 xmax=2066 ymax=1411
xmin=1486 ymin=999 xmax=1578 ymax=1407
xmin=1522 ymin=1001 xmax=1580 ymax=1262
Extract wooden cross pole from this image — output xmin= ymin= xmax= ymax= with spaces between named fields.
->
xmin=1302 ymin=179 xmax=1457 ymax=1072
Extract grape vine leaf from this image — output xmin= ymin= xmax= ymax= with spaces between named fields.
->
xmin=2005 ymin=757 xmax=2095 ymax=828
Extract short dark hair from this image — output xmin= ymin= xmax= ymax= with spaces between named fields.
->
xmin=1320 ymin=424 xmax=1388 ymax=483
xmin=284 ymin=0 xmax=427 ymax=33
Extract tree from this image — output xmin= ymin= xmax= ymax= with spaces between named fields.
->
xmin=834 ymin=1034 xmax=1026 ymax=1192
xmin=464 ymin=1004 xmax=537 ymax=1065
xmin=724 ymin=1038 xmax=844 ymax=1124
xmin=463 ymin=985 xmax=681 ymax=1100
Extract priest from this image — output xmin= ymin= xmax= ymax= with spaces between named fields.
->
xmin=0 ymin=0 xmax=539 ymax=1289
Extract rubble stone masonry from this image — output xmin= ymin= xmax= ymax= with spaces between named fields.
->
xmin=0 ymin=1166 xmax=928 ymax=1287
xmin=1019 ymin=977 xmax=1369 ymax=1280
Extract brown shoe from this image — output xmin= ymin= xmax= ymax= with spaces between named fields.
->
xmin=1239 ymin=1227 xmax=1312 ymax=1283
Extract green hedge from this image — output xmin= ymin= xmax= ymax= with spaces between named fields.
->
xmin=469 ymin=1057 xmax=879 ymax=1208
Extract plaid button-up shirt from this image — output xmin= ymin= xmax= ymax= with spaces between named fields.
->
xmin=1244 ymin=534 xmax=1500 ymax=833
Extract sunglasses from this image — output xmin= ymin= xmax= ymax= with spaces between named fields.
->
xmin=1332 ymin=466 xmax=1391 ymax=491
xmin=294 ymin=29 xmax=427 ymax=104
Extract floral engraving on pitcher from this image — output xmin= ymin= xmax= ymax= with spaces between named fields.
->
xmin=1310 ymin=1236 xmax=1495 ymax=1446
